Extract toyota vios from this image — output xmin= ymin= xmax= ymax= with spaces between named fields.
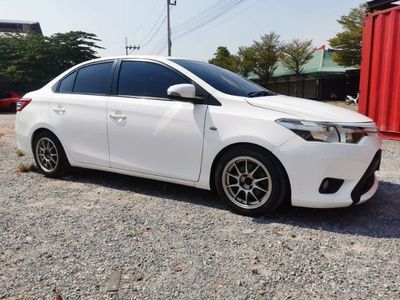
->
xmin=15 ymin=56 xmax=381 ymax=216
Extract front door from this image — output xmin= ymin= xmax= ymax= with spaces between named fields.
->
xmin=107 ymin=60 xmax=207 ymax=181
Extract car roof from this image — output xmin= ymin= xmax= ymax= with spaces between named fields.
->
xmin=85 ymin=55 xmax=203 ymax=64
xmin=44 ymin=55 xmax=209 ymax=90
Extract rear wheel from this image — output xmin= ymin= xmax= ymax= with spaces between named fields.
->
xmin=214 ymin=146 xmax=289 ymax=216
xmin=33 ymin=131 xmax=70 ymax=178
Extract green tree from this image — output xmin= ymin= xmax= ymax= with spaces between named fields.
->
xmin=0 ymin=31 xmax=103 ymax=93
xmin=252 ymin=32 xmax=282 ymax=87
xmin=329 ymin=4 xmax=366 ymax=66
xmin=208 ymin=46 xmax=238 ymax=72
xmin=281 ymin=39 xmax=314 ymax=97
xmin=236 ymin=46 xmax=256 ymax=77
xmin=49 ymin=31 xmax=103 ymax=71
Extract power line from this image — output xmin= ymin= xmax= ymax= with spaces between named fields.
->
xmin=126 ymin=1 xmax=165 ymax=54
xmin=172 ymin=0 xmax=247 ymax=41
xmin=184 ymin=0 xmax=259 ymax=38
xmin=139 ymin=3 xmax=167 ymax=47
xmin=151 ymin=37 xmax=168 ymax=55
xmin=154 ymin=45 xmax=167 ymax=55
xmin=141 ymin=15 xmax=167 ymax=48
xmin=172 ymin=0 xmax=237 ymax=34
xmin=135 ymin=0 xmax=159 ymax=35
xmin=147 ymin=33 xmax=167 ymax=54
xmin=154 ymin=0 xmax=246 ymax=55
xmin=141 ymin=2 xmax=177 ymax=55
xmin=172 ymin=0 xmax=241 ymax=36
xmin=144 ymin=0 xmax=249 ymax=55
xmin=156 ymin=47 xmax=166 ymax=55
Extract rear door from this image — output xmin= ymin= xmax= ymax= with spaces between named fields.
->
xmin=50 ymin=61 xmax=115 ymax=167
xmin=107 ymin=60 xmax=207 ymax=181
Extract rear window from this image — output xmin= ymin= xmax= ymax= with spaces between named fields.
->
xmin=73 ymin=62 xmax=113 ymax=95
xmin=58 ymin=71 xmax=77 ymax=93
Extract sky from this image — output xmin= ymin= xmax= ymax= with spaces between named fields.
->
xmin=0 ymin=0 xmax=366 ymax=61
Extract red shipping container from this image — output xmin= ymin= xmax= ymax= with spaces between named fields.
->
xmin=359 ymin=6 xmax=400 ymax=140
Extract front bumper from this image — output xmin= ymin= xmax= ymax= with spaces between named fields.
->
xmin=273 ymin=134 xmax=381 ymax=208
xmin=351 ymin=149 xmax=381 ymax=204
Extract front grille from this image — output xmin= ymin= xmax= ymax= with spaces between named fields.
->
xmin=351 ymin=150 xmax=382 ymax=204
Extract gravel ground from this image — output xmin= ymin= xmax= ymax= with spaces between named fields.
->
xmin=0 ymin=112 xmax=399 ymax=300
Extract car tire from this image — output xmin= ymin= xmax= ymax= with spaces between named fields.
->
xmin=33 ymin=131 xmax=70 ymax=178
xmin=214 ymin=146 xmax=289 ymax=217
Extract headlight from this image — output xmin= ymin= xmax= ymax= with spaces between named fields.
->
xmin=276 ymin=119 xmax=378 ymax=144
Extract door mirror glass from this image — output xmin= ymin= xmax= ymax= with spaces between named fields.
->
xmin=167 ymin=84 xmax=196 ymax=99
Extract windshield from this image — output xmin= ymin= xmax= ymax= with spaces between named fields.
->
xmin=170 ymin=59 xmax=275 ymax=97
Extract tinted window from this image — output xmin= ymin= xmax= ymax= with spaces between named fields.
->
xmin=58 ymin=71 xmax=77 ymax=93
xmin=171 ymin=59 xmax=275 ymax=97
xmin=118 ymin=61 xmax=190 ymax=98
xmin=73 ymin=62 xmax=113 ymax=95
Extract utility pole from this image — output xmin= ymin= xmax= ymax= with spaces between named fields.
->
xmin=167 ymin=0 xmax=176 ymax=56
xmin=125 ymin=37 xmax=140 ymax=55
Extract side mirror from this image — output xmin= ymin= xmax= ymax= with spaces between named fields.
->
xmin=167 ymin=84 xmax=196 ymax=100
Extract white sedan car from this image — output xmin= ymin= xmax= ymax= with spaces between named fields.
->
xmin=16 ymin=56 xmax=381 ymax=216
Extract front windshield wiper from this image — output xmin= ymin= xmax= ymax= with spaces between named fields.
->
xmin=248 ymin=91 xmax=275 ymax=98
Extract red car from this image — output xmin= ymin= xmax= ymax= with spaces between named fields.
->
xmin=0 ymin=91 xmax=20 ymax=111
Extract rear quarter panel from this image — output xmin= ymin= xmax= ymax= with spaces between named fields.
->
xmin=16 ymin=90 xmax=53 ymax=155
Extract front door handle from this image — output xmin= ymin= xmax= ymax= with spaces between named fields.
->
xmin=109 ymin=112 xmax=127 ymax=120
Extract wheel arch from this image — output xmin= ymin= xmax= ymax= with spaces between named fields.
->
xmin=31 ymin=127 xmax=72 ymax=177
xmin=32 ymin=128 xmax=56 ymax=146
xmin=31 ymin=128 xmax=66 ymax=158
xmin=209 ymin=142 xmax=292 ymax=203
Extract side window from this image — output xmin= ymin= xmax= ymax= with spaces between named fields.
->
xmin=73 ymin=62 xmax=113 ymax=95
xmin=58 ymin=71 xmax=77 ymax=93
xmin=118 ymin=61 xmax=190 ymax=98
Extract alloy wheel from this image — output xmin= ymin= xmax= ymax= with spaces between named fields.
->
xmin=222 ymin=156 xmax=272 ymax=209
xmin=35 ymin=137 xmax=59 ymax=173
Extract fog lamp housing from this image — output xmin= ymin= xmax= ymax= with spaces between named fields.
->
xmin=319 ymin=178 xmax=344 ymax=194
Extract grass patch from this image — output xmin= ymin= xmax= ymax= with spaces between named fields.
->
xmin=16 ymin=162 xmax=37 ymax=173
xmin=0 ymin=132 xmax=4 ymax=138
xmin=16 ymin=149 xmax=25 ymax=157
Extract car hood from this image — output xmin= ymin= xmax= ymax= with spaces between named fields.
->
xmin=246 ymin=95 xmax=372 ymax=123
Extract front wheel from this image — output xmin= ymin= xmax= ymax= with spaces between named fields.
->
xmin=33 ymin=131 xmax=70 ymax=178
xmin=214 ymin=146 xmax=289 ymax=216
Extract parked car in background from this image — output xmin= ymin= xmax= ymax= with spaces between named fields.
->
xmin=15 ymin=56 xmax=382 ymax=216
xmin=0 ymin=91 xmax=20 ymax=111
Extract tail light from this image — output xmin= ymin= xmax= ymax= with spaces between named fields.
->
xmin=16 ymin=98 xmax=32 ymax=111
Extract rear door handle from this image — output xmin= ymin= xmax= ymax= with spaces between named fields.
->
xmin=109 ymin=112 xmax=127 ymax=120
xmin=53 ymin=107 xmax=66 ymax=114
